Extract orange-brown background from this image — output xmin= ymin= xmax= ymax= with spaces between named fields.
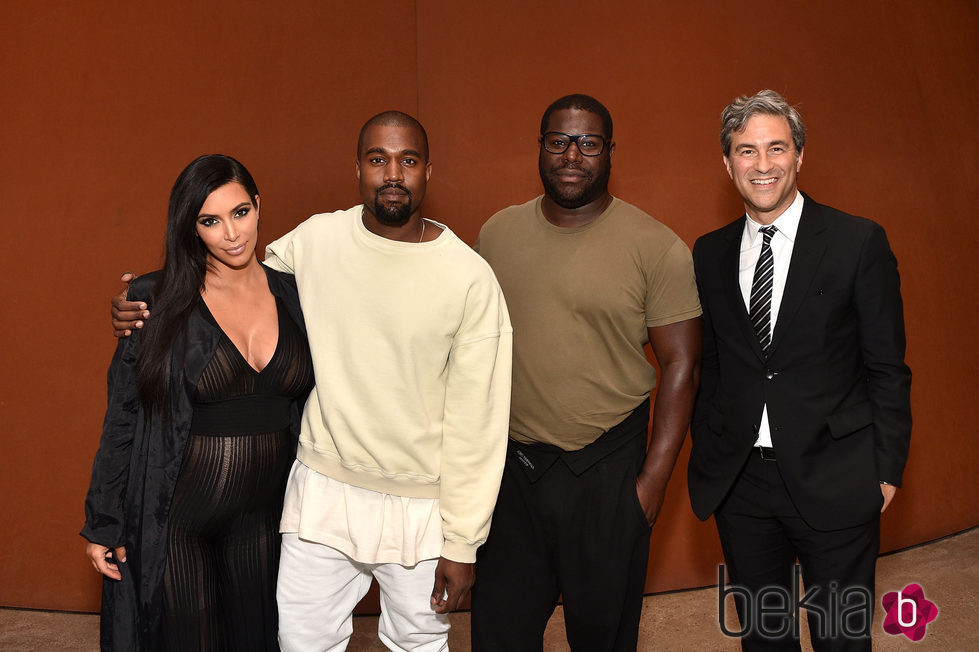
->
xmin=2 ymin=1 xmax=976 ymax=613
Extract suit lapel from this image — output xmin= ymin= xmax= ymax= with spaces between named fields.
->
xmin=770 ymin=196 xmax=828 ymax=355
xmin=719 ymin=219 xmax=768 ymax=361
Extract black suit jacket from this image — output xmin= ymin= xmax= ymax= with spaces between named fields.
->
xmin=688 ymin=194 xmax=911 ymax=531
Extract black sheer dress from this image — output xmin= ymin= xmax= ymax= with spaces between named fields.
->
xmin=161 ymin=297 xmax=314 ymax=651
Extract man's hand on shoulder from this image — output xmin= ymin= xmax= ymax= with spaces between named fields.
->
xmin=112 ymin=272 xmax=149 ymax=338
xmin=430 ymin=556 xmax=474 ymax=614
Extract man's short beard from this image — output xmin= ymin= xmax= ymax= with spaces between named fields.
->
xmin=539 ymin=158 xmax=611 ymax=209
xmin=372 ymin=185 xmax=413 ymax=226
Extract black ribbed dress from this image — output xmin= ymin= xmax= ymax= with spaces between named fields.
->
xmin=161 ymin=298 xmax=314 ymax=651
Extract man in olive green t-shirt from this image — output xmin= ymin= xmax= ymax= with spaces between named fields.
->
xmin=472 ymin=94 xmax=702 ymax=650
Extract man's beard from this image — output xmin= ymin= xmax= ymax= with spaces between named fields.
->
xmin=371 ymin=184 xmax=413 ymax=226
xmin=539 ymin=158 xmax=611 ymax=209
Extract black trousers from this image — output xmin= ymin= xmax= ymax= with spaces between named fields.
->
xmin=472 ymin=401 xmax=652 ymax=651
xmin=715 ymin=451 xmax=880 ymax=652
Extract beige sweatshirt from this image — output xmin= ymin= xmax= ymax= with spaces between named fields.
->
xmin=264 ymin=206 xmax=512 ymax=562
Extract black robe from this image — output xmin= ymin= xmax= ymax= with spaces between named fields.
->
xmin=81 ymin=265 xmax=309 ymax=651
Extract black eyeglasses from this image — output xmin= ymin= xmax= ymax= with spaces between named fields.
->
xmin=540 ymin=132 xmax=608 ymax=156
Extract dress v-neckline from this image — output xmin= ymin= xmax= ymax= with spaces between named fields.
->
xmin=200 ymin=296 xmax=282 ymax=375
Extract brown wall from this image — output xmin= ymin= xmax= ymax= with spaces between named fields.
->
xmin=1 ymin=1 xmax=976 ymax=613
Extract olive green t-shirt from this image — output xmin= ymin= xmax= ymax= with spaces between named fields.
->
xmin=475 ymin=196 xmax=701 ymax=450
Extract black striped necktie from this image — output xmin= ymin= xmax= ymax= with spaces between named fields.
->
xmin=749 ymin=225 xmax=778 ymax=357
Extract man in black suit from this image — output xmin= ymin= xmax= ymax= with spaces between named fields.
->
xmin=689 ymin=90 xmax=911 ymax=651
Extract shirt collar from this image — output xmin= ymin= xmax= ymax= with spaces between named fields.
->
xmin=744 ymin=191 xmax=803 ymax=245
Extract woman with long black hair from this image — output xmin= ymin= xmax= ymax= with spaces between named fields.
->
xmin=82 ymin=154 xmax=314 ymax=651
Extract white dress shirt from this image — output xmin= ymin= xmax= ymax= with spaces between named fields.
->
xmin=738 ymin=191 xmax=804 ymax=448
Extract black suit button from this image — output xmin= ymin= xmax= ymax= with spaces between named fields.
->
xmin=766 ymin=370 xmax=776 ymax=380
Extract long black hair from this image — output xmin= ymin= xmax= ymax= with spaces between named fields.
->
xmin=135 ymin=154 xmax=259 ymax=417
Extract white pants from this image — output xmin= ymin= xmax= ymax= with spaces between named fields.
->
xmin=277 ymin=533 xmax=450 ymax=652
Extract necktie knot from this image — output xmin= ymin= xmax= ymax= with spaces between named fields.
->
xmin=760 ymin=225 xmax=778 ymax=244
